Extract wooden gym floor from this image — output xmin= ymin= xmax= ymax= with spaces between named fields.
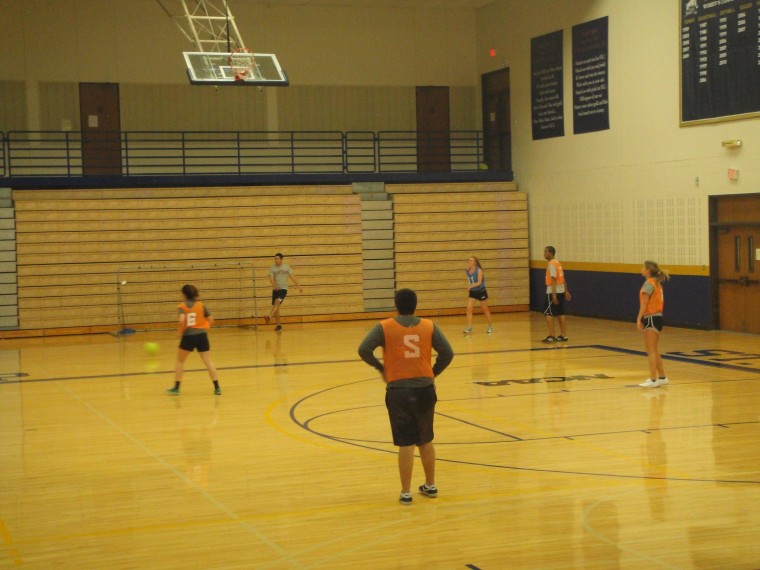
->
xmin=1 ymin=312 xmax=758 ymax=569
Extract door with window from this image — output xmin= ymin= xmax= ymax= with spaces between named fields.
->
xmin=717 ymin=226 xmax=760 ymax=333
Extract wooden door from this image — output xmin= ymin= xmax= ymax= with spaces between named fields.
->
xmin=481 ymin=68 xmax=511 ymax=172
xmin=415 ymin=86 xmax=450 ymax=173
xmin=717 ymin=226 xmax=760 ymax=333
xmin=79 ymin=83 xmax=122 ymax=176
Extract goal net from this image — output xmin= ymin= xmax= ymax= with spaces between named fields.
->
xmin=115 ymin=261 xmax=257 ymax=333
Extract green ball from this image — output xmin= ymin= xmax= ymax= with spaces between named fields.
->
xmin=143 ymin=342 xmax=160 ymax=356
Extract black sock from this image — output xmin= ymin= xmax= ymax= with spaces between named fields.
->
xmin=213 ymin=380 xmax=220 ymax=388
xmin=173 ymin=381 xmax=180 ymax=389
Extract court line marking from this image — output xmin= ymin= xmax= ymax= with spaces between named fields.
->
xmin=596 ymin=345 xmax=760 ymax=374
xmin=0 ymin=345 xmax=586 ymax=384
xmin=5 ymin=343 xmax=760 ymax=385
xmin=434 ymin=410 xmax=523 ymax=440
xmin=289 ymin=352 xmax=760 ymax=485
xmin=59 ymin=384 xmax=302 ymax=568
xmin=303 ymin=404 xmax=524 ymax=443
xmin=265 ymin=395 xmax=391 ymax=462
xmin=299 ymin=432 xmax=760 ymax=485
xmin=308 ymin=399 xmax=760 ymax=447
xmin=304 ymin=402 xmax=755 ymax=483
xmin=306 ymin=414 xmax=760 ymax=447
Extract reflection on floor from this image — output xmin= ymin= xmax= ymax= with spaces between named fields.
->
xmin=1 ymin=312 xmax=758 ymax=569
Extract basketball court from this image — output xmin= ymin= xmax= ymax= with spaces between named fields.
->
xmin=1 ymin=312 xmax=758 ymax=568
xmin=1 ymin=0 xmax=759 ymax=568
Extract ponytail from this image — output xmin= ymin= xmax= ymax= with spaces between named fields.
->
xmin=644 ymin=261 xmax=670 ymax=283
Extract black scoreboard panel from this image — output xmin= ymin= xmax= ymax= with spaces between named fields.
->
xmin=681 ymin=0 xmax=760 ymax=124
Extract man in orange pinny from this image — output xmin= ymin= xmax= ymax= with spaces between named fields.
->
xmin=543 ymin=245 xmax=571 ymax=343
xmin=358 ymin=289 xmax=454 ymax=505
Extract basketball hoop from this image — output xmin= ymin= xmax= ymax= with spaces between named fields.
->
xmin=229 ymin=48 xmax=255 ymax=81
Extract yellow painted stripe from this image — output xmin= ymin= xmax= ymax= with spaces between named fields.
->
xmin=0 ymin=517 xmax=23 ymax=565
xmin=9 ymin=479 xmax=626 ymax=549
xmin=530 ymin=261 xmax=710 ymax=277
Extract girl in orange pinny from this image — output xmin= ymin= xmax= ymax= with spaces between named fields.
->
xmin=636 ymin=261 xmax=670 ymax=388
xmin=167 ymin=284 xmax=221 ymax=395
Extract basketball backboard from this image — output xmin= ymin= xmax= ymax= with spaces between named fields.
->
xmin=183 ymin=52 xmax=289 ymax=86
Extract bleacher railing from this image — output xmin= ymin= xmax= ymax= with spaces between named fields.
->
xmin=0 ymin=132 xmax=5 ymax=177
xmin=0 ymin=130 xmax=486 ymax=177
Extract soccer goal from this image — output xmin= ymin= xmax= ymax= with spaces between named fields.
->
xmin=115 ymin=261 xmax=257 ymax=334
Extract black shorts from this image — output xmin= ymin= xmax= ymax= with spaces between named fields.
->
xmin=544 ymin=292 xmax=566 ymax=316
xmin=468 ymin=288 xmax=488 ymax=301
xmin=179 ymin=332 xmax=210 ymax=352
xmin=385 ymin=385 xmax=437 ymax=447
xmin=641 ymin=315 xmax=664 ymax=333
xmin=271 ymin=289 xmax=288 ymax=305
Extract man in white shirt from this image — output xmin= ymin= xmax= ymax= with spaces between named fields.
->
xmin=265 ymin=253 xmax=302 ymax=331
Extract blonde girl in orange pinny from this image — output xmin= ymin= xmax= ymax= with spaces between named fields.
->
xmin=637 ymin=261 xmax=670 ymax=388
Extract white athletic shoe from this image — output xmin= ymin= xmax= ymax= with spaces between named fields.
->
xmin=638 ymin=379 xmax=659 ymax=388
xmin=486 ymin=326 xmax=494 ymax=334
xmin=656 ymin=377 xmax=669 ymax=387
xmin=463 ymin=327 xmax=473 ymax=334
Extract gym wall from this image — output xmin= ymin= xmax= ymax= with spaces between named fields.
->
xmin=477 ymin=0 xmax=760 ymax=328
xmin=0 ymin=0 xmax=480 ymax=133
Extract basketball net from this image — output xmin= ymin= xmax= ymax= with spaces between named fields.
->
xmin=229 ymin=48 xmax=255 ymax=81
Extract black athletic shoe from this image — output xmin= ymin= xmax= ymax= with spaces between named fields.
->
xmin=542 ymin=336 xmax=556 ymax=343
xmin=274 ymin=324 xmax=282 ymax=331
xmin=419 ymin=484 xmax=438 ymax=498
xmin=399 ymin=492 xmax=413 ymax=505
xmin=555 ymin=336 xmax=568 ymax=342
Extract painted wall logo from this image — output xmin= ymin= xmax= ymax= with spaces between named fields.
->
xmin=474 ymin=373 xmax=613 ymax=387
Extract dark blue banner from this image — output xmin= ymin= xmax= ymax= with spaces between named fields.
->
xmin=681 ymin=0 xmax=760 ymax=124
xmin=531 ymin=30 xmax=565 ymax=140
xmin=572 ymin=17 xmax=610 ymax=134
